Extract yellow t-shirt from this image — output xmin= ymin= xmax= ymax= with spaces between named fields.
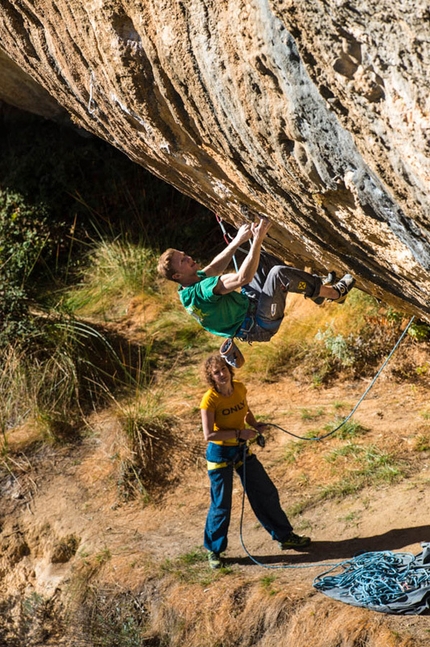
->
xmin=200 ymin=381 xmax=248 ymax=446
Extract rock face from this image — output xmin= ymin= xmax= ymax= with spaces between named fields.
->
xmin=0 ymin=0 xmax=429 ymax=319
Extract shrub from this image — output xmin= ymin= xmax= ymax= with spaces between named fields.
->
xmin=0 ymin=191 xmax=50 ymax=345
xmin=64 ymin=239 xmax=159 ymax=318
xmin=315 ymin=326 xmax=355 ymax=367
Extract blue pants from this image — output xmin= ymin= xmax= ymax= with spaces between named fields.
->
xmin=204 ymin=442 xmax=293 ymax=554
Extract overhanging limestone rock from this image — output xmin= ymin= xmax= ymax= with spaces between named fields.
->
xmin=0 ymin=0 xmax=428 ymax=319
xmin=0 ymin=48 xmax=67 ymax=120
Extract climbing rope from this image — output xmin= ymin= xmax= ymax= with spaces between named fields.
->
xmin=239 ymin=452 xmax=430 ymax=610
xmin=88 ymin=70 xmax=96 ymax=115
xmin=265 ymin=314 xmax=416 ymax=442
xmin=314 ymin=552 xmax=415 ymax=605
xmin=214 ymin=215 xmax=416 ymax=444
xmin=215 ymin=214 xmax=239 ymax=272
xmin=238 ymin=442 xmax=343 ymax=570
xmin=214 ymin=214 xmax=420 ymax=573
xmin=215 ymin=214 xmax=251 ymax=272
xmin=313 ymin=550 xmax=430 ymax=610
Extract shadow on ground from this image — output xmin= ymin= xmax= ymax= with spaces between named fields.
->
xmin=224 ymin=526 xmax=430 ymax=567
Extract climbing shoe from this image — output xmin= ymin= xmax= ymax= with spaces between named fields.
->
xmin=207 ymin=551 xmax=222 ymax=569
xmin=220 ymin=337 xmax=245 ymax=369
xmin=332 ymin=273 xmax=356 ymax=304
xmin=279 ymin=532 xmax=311 ymax=550
xmin=322 ymin=270 xmax=337 ymax=286
xmin=312 ymin=270 xmax=337 ymax=305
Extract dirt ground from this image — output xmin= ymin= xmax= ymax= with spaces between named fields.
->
xmin=2 ymin=371 xmax=430 ymax=644
xmin=1 ymin=298 xmax=430 ymax=645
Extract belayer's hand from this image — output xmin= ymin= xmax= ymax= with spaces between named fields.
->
xmin=256 ymin=434 xmax=266 ymax=448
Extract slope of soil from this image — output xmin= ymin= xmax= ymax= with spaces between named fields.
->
xmin=1 ymin=298 xmax=430 ymax=646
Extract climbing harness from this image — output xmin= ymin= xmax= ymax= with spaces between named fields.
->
xmin=265 ymin=315 xmax=416 ymax=442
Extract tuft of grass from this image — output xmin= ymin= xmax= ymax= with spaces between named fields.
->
xmin=116 ymin=399 xmax=172 ymax=496
xmin=117 ymin=458 xmax=151 ymax=504
xmin=114 ymin=394 xmax=201 ymax=502
xmin=413 ymin=434 xmax=430 ymax=452
xmin=322 ymin=416 xmax=368 ymax=440
xmin=95 ymin=548 xmax=112 ymax=565
xmin=319 ymin=479 xmax=363 ymax=500
xmin=260 ymin=575 xmax=279 ymax=596
xmin=283 ymin=440 xmax=309 ymax=464
xmin=333 ymin=401 xmax=346 ymax=410
xmin=65 ymin=239 xmax=159 ymax=319
xmin=320 ymin=443 xmax=404 ymax=501
xmin=340 ymin=511 xmax=360 ymax=524
xmin=160 ymin=549 xmax=232 ymax=585
xmin=0 ymin=312 xmax=152 ymax=458
xmin=300 ymin=407 xmax=325 ymax=421
xmin=69 ymin=586 xmax=149 ymax=647
xmin=324 ymin=442 xmax=363 ymax=463
xmin=178 ymin=547 xmax=208 ymax=566
xmin=0 ymin=329 xmax=83 ymax=448
xmin=287 ymin=500 xmax=309 ymax=517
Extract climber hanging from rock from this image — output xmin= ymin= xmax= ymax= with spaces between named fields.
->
xmin=157 ymin=216 xmax=355 ymax=345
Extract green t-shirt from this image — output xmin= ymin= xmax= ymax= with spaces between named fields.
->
xmin=178 ymin=271 xmax=249 ymax=337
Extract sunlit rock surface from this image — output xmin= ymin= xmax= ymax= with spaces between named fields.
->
xmin=0 ymin=0 xmax=428 ymax=318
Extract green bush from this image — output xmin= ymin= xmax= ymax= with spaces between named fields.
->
xmin=0 ymin=191 xmax=50 ymax=345
xmin=315 ymin=326 xmax=355 ymax=367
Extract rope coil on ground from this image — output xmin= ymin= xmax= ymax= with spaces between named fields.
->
xmin=313 ymin=549 xmax=430 ymax=613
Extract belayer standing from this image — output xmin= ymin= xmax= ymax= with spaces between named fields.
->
xmin=200 ymin=353 xmax=310 ymax=569
xmin=157 ymin=217 xmax=355 ymax=343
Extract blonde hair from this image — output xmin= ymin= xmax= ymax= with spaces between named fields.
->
xmin=157 ymin=248 xmax=179 ymax=281
xmin=203 ymin=354 xmax=234 ymax=389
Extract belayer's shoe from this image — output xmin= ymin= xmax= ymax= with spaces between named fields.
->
xmin=279 ymin=532 xmax=311 ymax=550
xmin=312 ymin=270 xmax=337 ymax=305
xmin=331 ymin=273 xmax=356 ymax=304
xmin=207 ymin=551 xmax=222 ymax=569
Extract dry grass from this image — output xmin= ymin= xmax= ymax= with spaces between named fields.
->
xmin=112 ymin=389 xmax=205 ymax=502
xmin=65 ymin=572 xmax=421 ymax=647
xmin=2 ymin=267 xmax=430 ymax=647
